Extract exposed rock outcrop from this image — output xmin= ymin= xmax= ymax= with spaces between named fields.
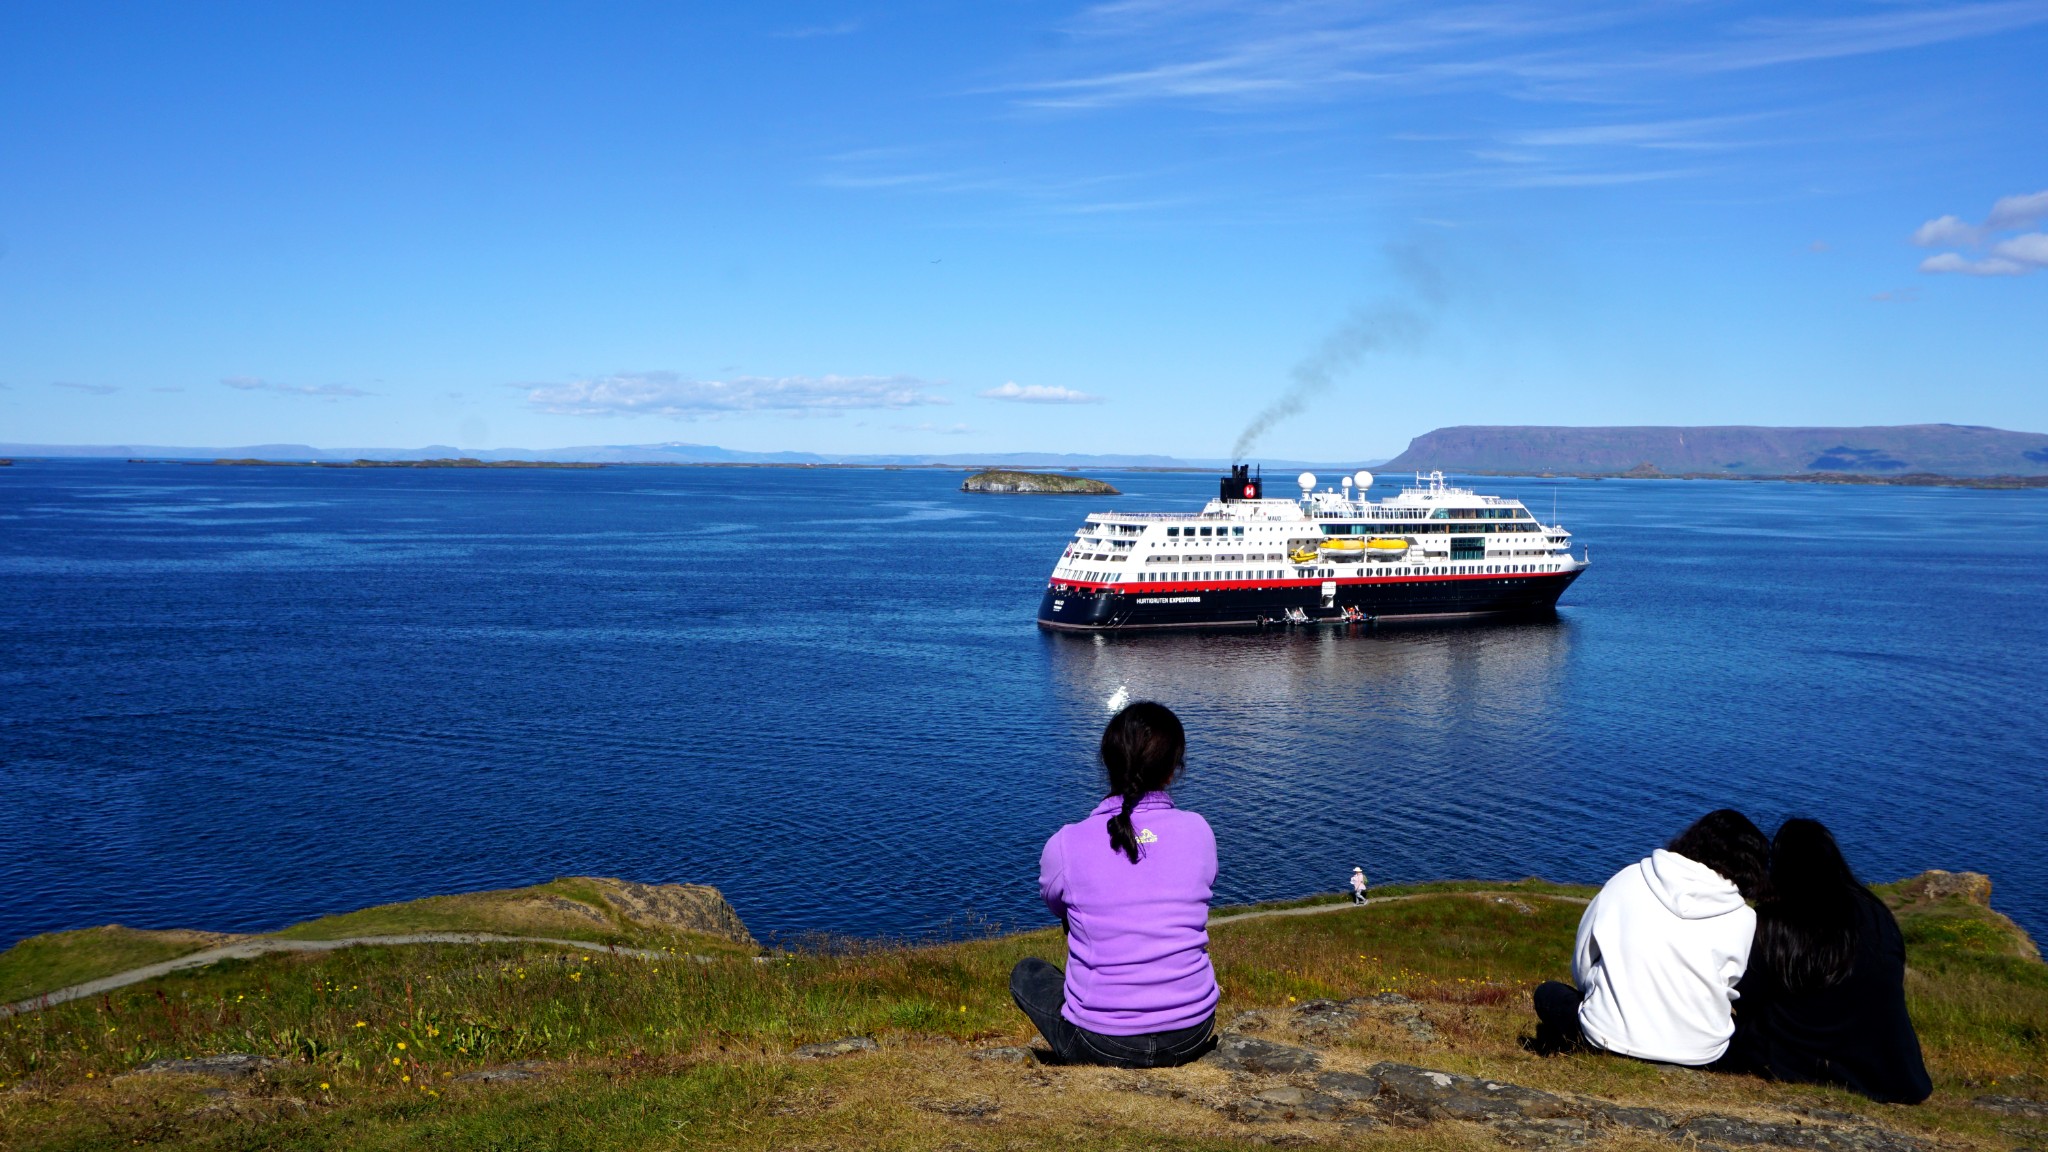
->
xmin=585 ymin=878 xmax=756 ymax=946
xmin=1892 ymin=870 xmax=1993 ymax=906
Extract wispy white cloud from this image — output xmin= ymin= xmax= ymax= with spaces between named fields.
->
xmin=1986 ymin=189 xmax=2048 ymax=230
xmin=52 ymin=381 xmax=119 ymax=395
xmin=979 ymin=380 xmax=1105 ymax=404
xmin=1505 ymin=115 xmax=1762 ymax=152
xmin=1995 ymin=231 xmax=2048 ymax=264
xmin=222 ymin=376 xmax=372 ymax=397
xmin=1915 ymin=188 xmax=2048 ymax=276
xmin=1666 ymin=2 xmax=2048 ymax=73
xmin=1918 ymin=251 xmax=2028 ymax=276
xmin=1009 ymin=1 xmax=2048 ymax=111
xmin=1912 ymin=214 xmax=1979 ymax=247
xmin=527 ymin=372 xmax=945 ymax=418
xmin=817 ymin=150 xmax=1167 ymax=215
xmin=958 ymin=1 xmax=2048 ymax=197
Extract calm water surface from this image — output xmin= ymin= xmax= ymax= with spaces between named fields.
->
xmin=2 ymin=462 xmax=2044 ymax=947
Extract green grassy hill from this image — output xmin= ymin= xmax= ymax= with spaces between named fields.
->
xmin=0 ymin=875 xmax=2039 ymax=1151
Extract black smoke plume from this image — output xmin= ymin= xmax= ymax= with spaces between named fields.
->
xmin=1232 ymin=242 xmax=1445 ymax=463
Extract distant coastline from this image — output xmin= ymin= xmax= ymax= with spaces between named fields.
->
xmin=7 ymin=422 xmax=2048 ymax=487
xmin=208 ymin=457 xmax=604 ymax=470
xmin=0 ymin=440 xmax=1368 ymax=471
xmin=63 ymin=458 xmax=2048 ymax=489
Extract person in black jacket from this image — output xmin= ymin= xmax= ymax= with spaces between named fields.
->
xmin=1731 ymin=818 xmax=1932 ymax=1104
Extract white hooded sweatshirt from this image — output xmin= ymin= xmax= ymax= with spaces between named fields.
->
xmin=1573 ymin=849 xmax=1755 ymax=1066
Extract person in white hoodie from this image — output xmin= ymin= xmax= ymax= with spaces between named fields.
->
xmin=1533 ymin=810 xmax=1769 ymax=1066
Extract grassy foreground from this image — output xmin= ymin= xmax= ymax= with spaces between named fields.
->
xmin=1 ymin=877 xmax=2041 ymax=1151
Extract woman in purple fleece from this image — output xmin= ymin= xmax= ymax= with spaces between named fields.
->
xmin=1009 ymin=701 xmax=1219 ymax=1067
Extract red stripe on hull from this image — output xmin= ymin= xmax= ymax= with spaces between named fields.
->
xmin=1048 ymin=569 xmax=1582 ymax=593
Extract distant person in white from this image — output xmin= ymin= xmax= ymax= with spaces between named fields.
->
xmin=1349 ymin=867 xmax=1368 ymax=905
xmin=1533 ymin=810 xmax=1770 ymax=1066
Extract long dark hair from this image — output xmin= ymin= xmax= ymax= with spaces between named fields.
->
xmin=1666 ymin=808 xmax=1770 ymax=900
xmin=1101 ymin=702 xmax=1185 ymax=864
xmin=1754 ymin=818 xmax=1868 ymax=991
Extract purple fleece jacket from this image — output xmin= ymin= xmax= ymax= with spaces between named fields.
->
xmin=1039 ymin=792 xmax=1219 ymax=1035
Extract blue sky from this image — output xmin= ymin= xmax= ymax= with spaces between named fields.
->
xmin=2 ymin=2 xmax=2043 ymax=460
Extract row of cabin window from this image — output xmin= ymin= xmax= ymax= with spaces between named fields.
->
xmin=1165 ymin=525 xmax=1245 ymax=537
xmin=1327 ymin=522 xmax=1542 ymax=535
xmin=1358 ymin=508 xmax=1532 ymax=520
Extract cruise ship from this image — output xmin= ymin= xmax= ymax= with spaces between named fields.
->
xmin=1037 ymin=465 xmax=1587 ymax=632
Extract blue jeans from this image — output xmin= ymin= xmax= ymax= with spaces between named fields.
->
xmin=1009 ymin=957 xmax=1216 ymax=1068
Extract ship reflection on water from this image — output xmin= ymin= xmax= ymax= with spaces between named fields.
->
xmin=1046 ymin=617 xmax=1574 ymax=728
xmin=1040 ymin=618 xmax=1582 ymax=907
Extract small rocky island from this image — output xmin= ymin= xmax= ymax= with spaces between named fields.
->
xmin=961 ymin=469 xmax=1119 ymax=495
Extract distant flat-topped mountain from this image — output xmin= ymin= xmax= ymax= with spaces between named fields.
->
xmin=1384 ymin=424 xmax=2048 ymax=478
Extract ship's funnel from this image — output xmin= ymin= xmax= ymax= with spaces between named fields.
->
xmin=1219 ymin=463 xmax=1262 ymax=502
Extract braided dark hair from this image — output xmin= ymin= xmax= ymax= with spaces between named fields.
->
xmin=1101 ymin=702 xmax=1185 ymax=864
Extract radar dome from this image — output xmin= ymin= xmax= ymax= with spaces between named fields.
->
xmin=1354 ymin=470 xmax=1374 ymax=491
xmin=1297 ymin=471 xmax=1317 ymax=491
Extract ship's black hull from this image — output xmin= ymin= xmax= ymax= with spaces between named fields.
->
xmin=1037 ymin=568 xmax=1583 ymax=632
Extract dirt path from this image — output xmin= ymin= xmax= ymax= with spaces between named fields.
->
xmin=2 ymin=933 xmax=687 ymax=1018
xmin=7 ymin=890 xmax=1592 ymax=1018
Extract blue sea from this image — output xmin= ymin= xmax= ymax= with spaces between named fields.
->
xmin=3 ymin=461 xmax=2045 ymax=949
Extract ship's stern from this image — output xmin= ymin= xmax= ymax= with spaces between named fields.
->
xmin=1036 ymin=584 xmax=1126 ymax=631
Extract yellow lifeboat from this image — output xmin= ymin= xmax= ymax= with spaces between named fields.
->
xmin=1288 ymin=545 xmax=1321 ymax=565
xmin=1364 ymin=537 xmax=1411 ymax=558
